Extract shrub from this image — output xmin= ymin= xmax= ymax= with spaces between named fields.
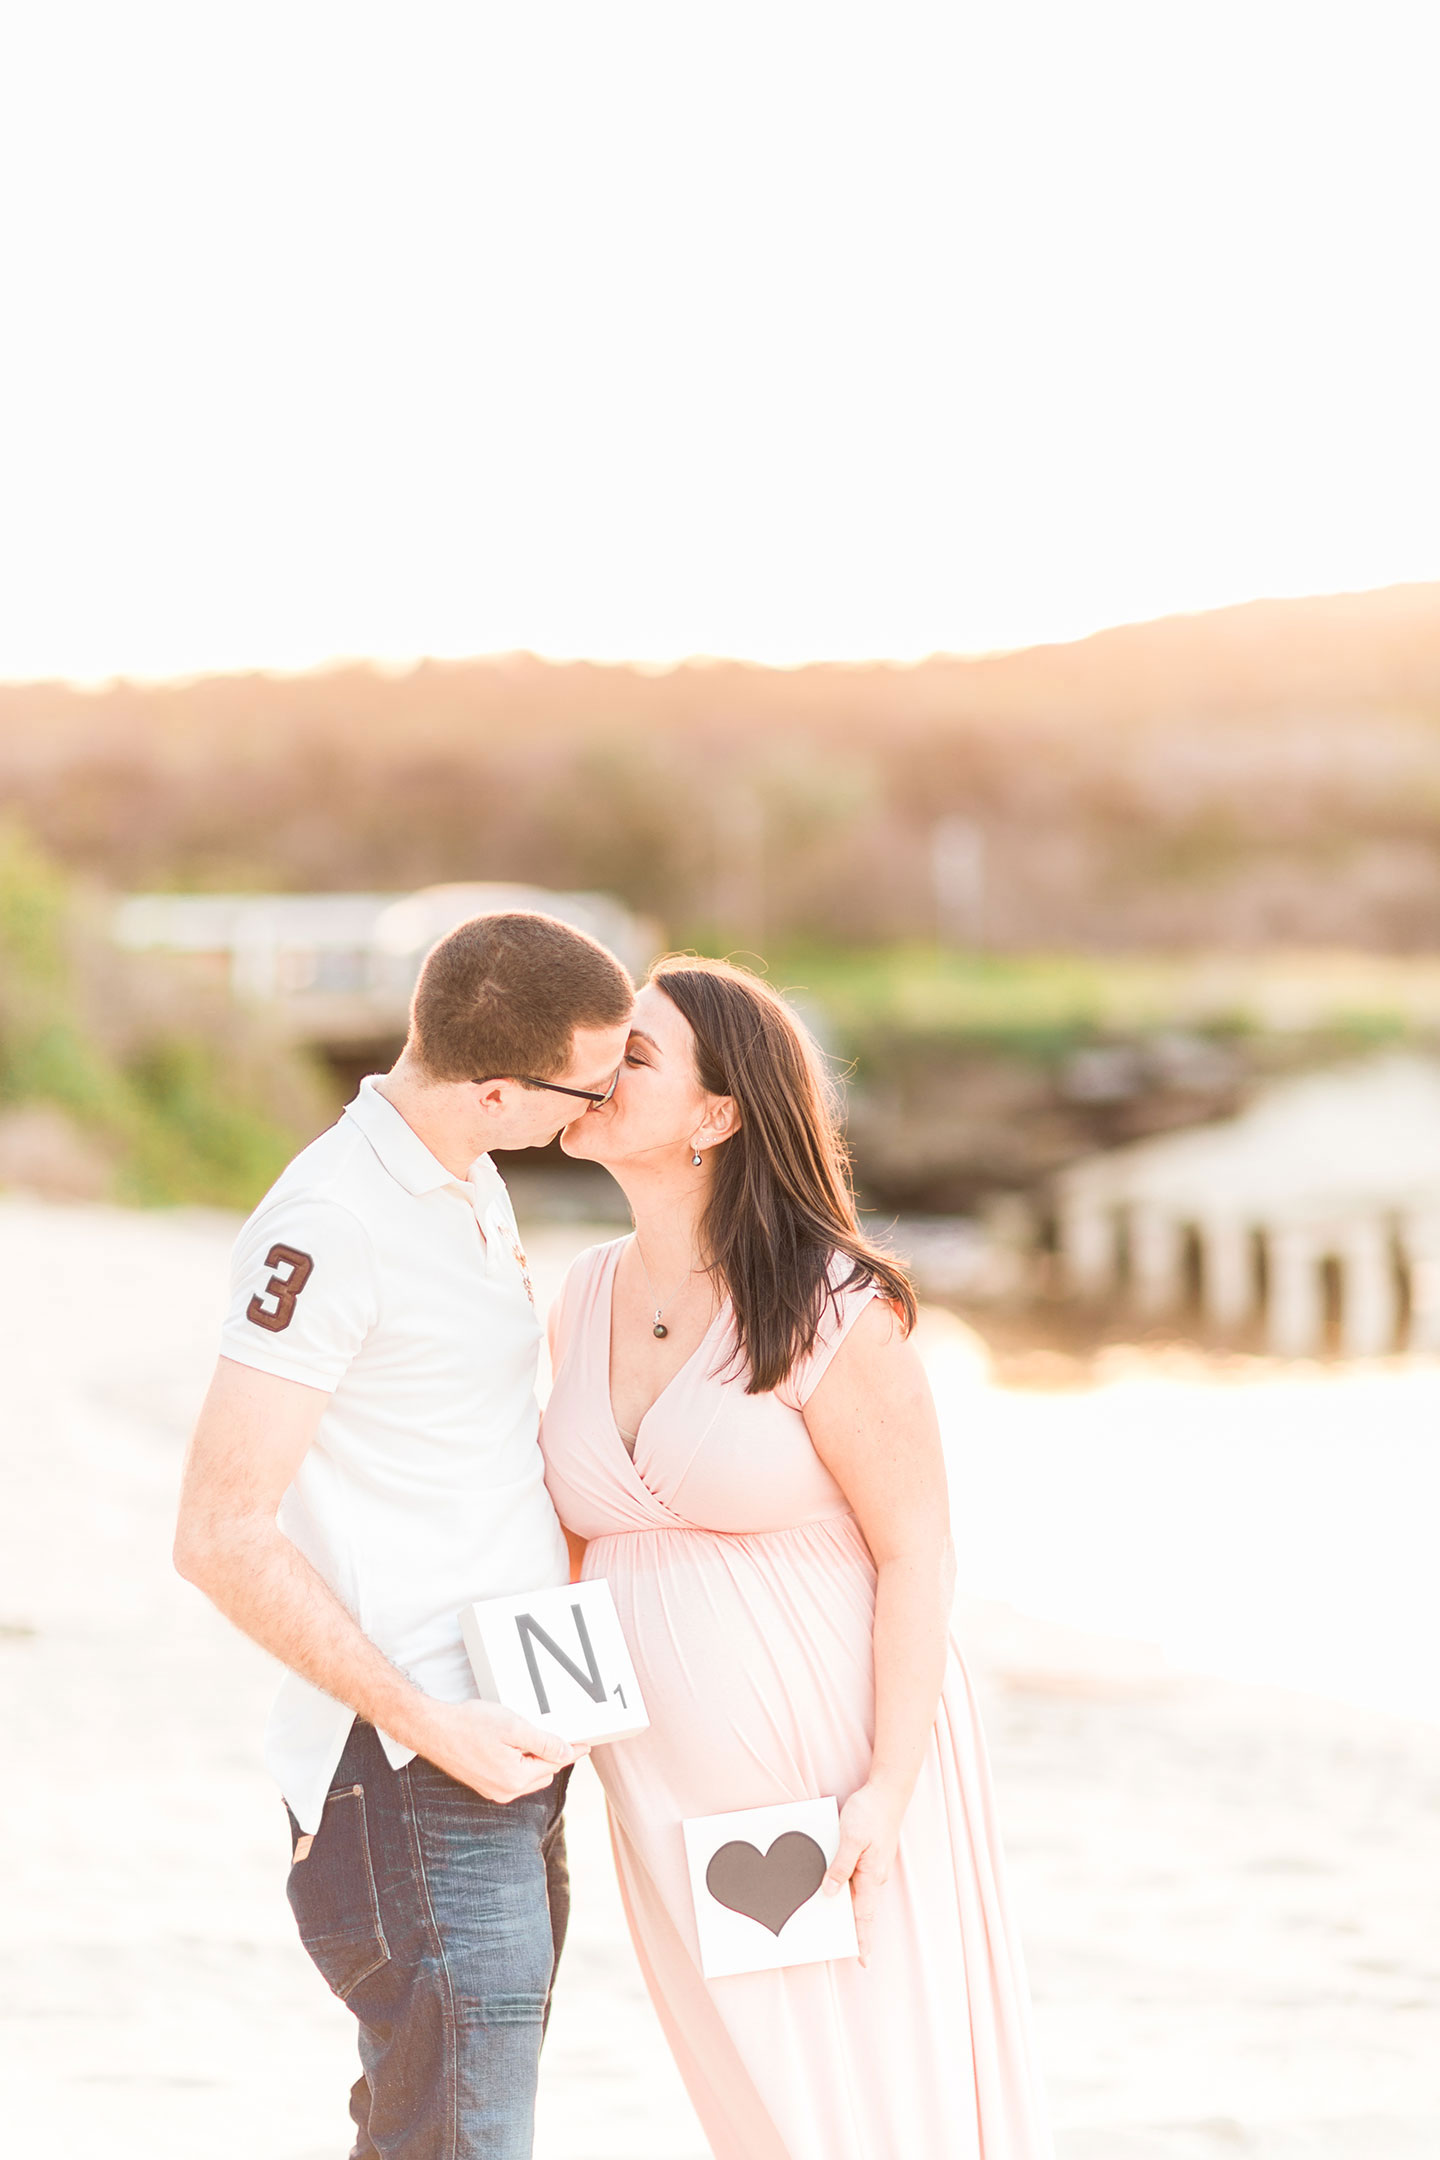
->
xmin=0 ymin=823 xmax=327 ymax=1208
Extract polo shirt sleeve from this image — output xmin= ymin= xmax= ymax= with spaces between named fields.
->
xmin=221 ymin=1197 xmax=379 ymax=1391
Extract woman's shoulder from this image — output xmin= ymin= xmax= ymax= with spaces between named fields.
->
xmin=556 ymin=1233 xmax=627 ymax=1306
xmin=773 ymin=1253 xmax=887 ymax=1409
xmin=822 ymin=1245 xmax=905 ymax=1314
xmin=567 ymin=1231 xmax=628 ymax=1275
xmin=547 ymin=1235 xmax=627 ymax=1358
xmin=821 ymin=1246 xmax=871 ymax=1292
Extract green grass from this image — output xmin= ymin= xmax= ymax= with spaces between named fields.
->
xmin=761 ymin=945 xmax=1219 ymax=1051
xmin=758 ymin=942 xmax=1440 ymax=1059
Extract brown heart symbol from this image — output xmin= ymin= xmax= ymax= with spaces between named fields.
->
xmin=704 ymin=1831 xmax=829 ymax=1936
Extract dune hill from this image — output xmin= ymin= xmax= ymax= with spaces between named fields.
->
xmin=3 ymin=583 xmax=1440 ymax=949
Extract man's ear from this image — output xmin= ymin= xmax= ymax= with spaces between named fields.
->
xmin=471 ymin=1079 xmax=512 ymax=1114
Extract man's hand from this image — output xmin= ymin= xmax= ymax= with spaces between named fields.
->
xmin=419 ymin=1698 xmax=588 ymax=1803
xmin=177 ymin=1360 xmax=593 ymax=1796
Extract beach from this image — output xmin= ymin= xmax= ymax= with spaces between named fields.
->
xmin=3 ymin=1195 xmax=1438 ymax=2158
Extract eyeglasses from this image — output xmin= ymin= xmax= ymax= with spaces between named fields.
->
xmin=472 ymin=1067 xmax=620 ymax=1108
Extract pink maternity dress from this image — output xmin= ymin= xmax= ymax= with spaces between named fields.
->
xmin=540 ymin=1237 xmax=1053 ymax=2160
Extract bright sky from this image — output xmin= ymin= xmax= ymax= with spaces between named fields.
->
xmin=2 ymin=2 xmax=1438 ymax=681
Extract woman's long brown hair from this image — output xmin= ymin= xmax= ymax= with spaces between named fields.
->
xmin=649 ymin=955 xmax=917 ymax=1394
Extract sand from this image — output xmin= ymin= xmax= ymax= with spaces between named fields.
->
xmin=2 ymin=1195 xmax=1438 ymax=2158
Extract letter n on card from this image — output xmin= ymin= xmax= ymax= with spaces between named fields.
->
xmin=683 ymin=1797 xmax=859 ymax=1979
xmin=460 ymin=1579 xmax=649 ymax=1744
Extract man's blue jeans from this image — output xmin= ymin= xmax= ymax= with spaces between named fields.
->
xmin=285 ymin=1720 xmax=571 ymax=2160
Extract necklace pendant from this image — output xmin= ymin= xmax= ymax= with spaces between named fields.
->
xmin=652 ymin=1320 xmax=669 ymax=1338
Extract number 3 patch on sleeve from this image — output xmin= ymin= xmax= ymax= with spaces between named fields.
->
xmin=246 ymin=1244 xmax=315 ymax=1333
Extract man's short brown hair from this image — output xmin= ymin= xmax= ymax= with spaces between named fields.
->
xmin=409 ymin=911 xmax=634 ymax=1082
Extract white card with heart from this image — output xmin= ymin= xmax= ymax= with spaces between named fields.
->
xmin=682 ymin=1796 xmax=859 ymax=1979
xmin=460 ymin=1578 xmax=649 ymax=1745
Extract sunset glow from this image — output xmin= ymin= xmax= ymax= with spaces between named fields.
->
xmin=2 ymin=2 xmax=1437 ymax=680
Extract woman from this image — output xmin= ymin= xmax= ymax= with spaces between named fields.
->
xmin=540 ymin=956 xmax=1053 ymax=2160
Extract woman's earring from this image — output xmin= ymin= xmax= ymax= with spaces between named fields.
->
xmin=691 ymin=1149 xmax=703 ymax=1167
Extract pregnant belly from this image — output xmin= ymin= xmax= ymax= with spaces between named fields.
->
xmin=583 ymin=1515 xmax=879 ymax=1830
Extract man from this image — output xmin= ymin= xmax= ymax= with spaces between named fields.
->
xmin=175 ymin=910 xmax=634 ymax=2160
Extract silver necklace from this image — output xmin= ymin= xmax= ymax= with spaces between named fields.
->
xmin=633 ymin=1237 xmax=699 ymax=1339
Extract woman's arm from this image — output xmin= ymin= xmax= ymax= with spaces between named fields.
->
xmin=800 ymin=1298 xmax=956 ymax=1963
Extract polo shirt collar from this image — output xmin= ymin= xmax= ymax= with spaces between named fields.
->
xmin=345 ymin=1075 xmax=461 ymax=1197
xmin=468 ymin=1150 xmax=507 ymax=1203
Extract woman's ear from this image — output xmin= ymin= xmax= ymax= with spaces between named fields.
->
xmin=701 ymin=1095 xmax=741 ymax=1144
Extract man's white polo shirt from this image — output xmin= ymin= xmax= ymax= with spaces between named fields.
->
xmin=220 ymin=1076 xmax=569 ymax=1832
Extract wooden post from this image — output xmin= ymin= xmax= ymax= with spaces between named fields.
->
xmin=1401 ymin=1212 xmax=1440 ymax=1352
xmin=1266 ymin=1224 xmax=1324 ymax=1356
xmin=1337 ymin=1218 xmax=1397 ymax=1358
xmin=1058 ymin=1191 xmax=1117 ymax=1300
xmin=1199 ymin=1214 xmax=1253 ymax=1330
xmin=1128 ymin=1204 xmax=1185 ymax=1316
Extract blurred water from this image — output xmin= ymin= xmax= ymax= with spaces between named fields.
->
xmin=927 ymin=1338 xmax=1440 ymax=1724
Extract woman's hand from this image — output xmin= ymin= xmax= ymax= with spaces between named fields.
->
xmin=802 ymin=1301 xmax=954 ymax=1970
xmin=822 ymin=1779 xmax=909 ymax=1967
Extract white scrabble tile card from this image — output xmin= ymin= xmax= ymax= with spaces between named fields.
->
xmin=460 ymin=1578 xmax=649 ymax=1745
xmin=682 ymin=1796 xmax=859 ymax=1979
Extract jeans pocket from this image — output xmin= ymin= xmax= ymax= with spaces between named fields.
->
xmin=287 ymin=1782 xmax=391 ymax=2002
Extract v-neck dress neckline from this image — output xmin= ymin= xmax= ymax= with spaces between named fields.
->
xmin=600 ymin=1235 xmax=729 ymax=1470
